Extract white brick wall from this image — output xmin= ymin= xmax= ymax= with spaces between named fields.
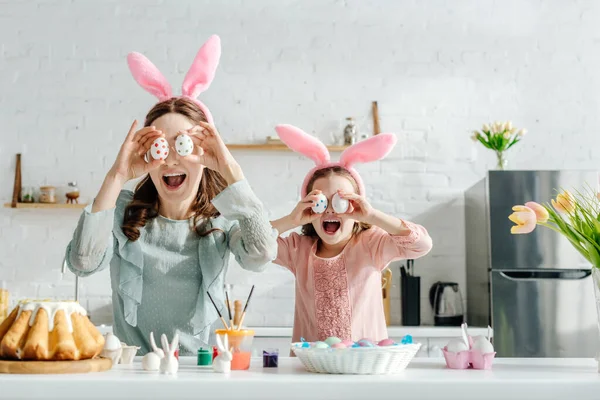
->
xmin=2 ymin=0 xmax=599 ymax=326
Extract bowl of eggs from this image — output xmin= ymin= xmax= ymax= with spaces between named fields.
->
xmin=291 ymin=335 xmax=420 ymax=375
xmin=442 ymin=323 xmax=495 ymax=370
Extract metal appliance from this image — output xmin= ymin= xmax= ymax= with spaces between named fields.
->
xmin=465 ymin=170 xmax=599 ymax=357
xmin=429 ymin=282 xmax=465 ymax=326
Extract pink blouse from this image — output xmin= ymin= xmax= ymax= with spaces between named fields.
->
xmin=274 ymin=222 xmax=432 ymax=343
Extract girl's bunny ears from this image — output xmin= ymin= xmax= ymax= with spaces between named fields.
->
xmin=274 ymin=124 xmax=397 ymax=196
xmin=127 ymin=35 xmax=221 ymax=124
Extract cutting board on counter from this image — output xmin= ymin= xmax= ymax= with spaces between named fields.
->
xmin=0 ymin=357 xmax=112 ymax=374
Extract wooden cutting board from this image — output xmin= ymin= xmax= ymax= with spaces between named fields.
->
xmin=0 ymin=357 xmax=112 ymax=374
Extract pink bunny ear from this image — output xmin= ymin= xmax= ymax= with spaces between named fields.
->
xmin=127 ymin=52 xmax=173 ymax=101
xmin=182 ymin=35 xmax=221 ymax=99
xmin=275 ymin=124 xmax=330 ymax=166
xmin=339 ymin=133 xmax=397 ymax=168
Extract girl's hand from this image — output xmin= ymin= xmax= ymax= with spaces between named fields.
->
xmin=290 ymin=190 xmax=323 ymax=226
xmin=338 ymin=190 xmax=374 ymax=224
xmin=110 ymin=120 xmax=165 ymax=183
xmin=185 ymin=121 xmax=244 ymax=184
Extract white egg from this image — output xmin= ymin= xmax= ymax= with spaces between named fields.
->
xmin=150 ymin=137 xmax=169 ymax=160
xmin=103 ymin=333 xmax=122 ymax=351
xmin=472 ymin=335 xmax=494 ymax=354
xmin=312 ymin=193 xmax=328 ymax=213
xmin=332 ymin=193 xmax=349 ymax=214
xmin=446 ymin=338 xmax=469 ymax=353
xmin=175 ymin=134 xmax=194 ymax=157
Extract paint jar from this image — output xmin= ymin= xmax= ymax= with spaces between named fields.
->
xmin=215 ymin=329 xmax=255 ymax=370
xmin=197 ymin=348 xmax=212 ymax=366
xmin=263 ymin=349 xmax=279 ymax=368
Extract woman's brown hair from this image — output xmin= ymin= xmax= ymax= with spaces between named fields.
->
xmin=301 ymin=166 xmax=371 ymax=238
xmin=121 ymin=97 xmax=228 ymax=241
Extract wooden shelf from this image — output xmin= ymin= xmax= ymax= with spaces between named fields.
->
xmin=4 ymin=203 xmax=87 ymax=209
xmin=226 ymin=144 xmax=349 ymax=152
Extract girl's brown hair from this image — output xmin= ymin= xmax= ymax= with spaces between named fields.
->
xmin=121 ymin=97 xmax=227 ymax=241
xmin=301 ymin=166 xmax=371 ymax=238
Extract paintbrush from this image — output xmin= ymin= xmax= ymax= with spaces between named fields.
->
xmin=236 ymin=285 xmax=255 ymax=331
xmin=207 ymin=290 xmax=229 ymax=330
xmin=225 ymin=288 xmax=233 ymax=330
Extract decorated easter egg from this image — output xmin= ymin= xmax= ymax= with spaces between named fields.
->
xmin=324 ymin=337 xmax=342 ymax=346
xmin=400 ymin=335 xmax=413 ymax=345
xmin=332 ymin=192 xmax=349 ymax=214
xmin=312 ymin=193 xmax=328 ymax=213
xmin=175 ymin=134 xmax=194 ymax=157
xmin=341 ymin=339 xmax=354 ymax=347
xmin=150 ymin=137 xmax=169 ymax=161
xmin=331 ymin=343 xmax=347 ymax=349
xmin=313 ymin=341 xmax=329 ymax=349
xmin=471 ymin=335 xmax=494 ymax=354
xmin=357 ymin=339 xmax=375 ymax=348
xmin=446 ymin=338 xmax=469 ymax=353
xmin=378 ymin=338 xmax=396 ymax=346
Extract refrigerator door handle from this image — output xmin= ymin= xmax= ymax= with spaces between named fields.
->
xmin=499 ymin=270 xmax=591 ymax=281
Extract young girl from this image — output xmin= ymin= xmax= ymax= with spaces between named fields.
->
xmin=271 ymin=124 xmax=432 ymax=343
xmin=64 ymin=36 xmax=277 ymax=355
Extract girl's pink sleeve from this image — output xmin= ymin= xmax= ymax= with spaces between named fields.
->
xmin=273 ymin=232 xmax=304 ymax=275
xmin=361 ymin=221 xmax=433 ymax=270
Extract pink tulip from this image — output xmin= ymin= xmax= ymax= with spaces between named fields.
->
xmin=508 ymin=205 xmax=537 ymax=234
xmin=551 ymin=191 xmax=575 ymax=213
xmin=524 ymin=201 xmax=549 ymax=223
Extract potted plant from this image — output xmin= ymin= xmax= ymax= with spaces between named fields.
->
xmin=471 ymin=121 xmax=526 ymax=170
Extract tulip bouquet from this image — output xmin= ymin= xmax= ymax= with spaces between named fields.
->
xmin=471 ymin=121 xmax=527 ymax=170
xmin=509 ymin=188 xmax=600 ymax=267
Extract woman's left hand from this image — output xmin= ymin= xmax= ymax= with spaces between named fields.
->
xmin=338 ymin=190 xmax=374 ymax=224
xmin=185 ymin=122 xmax=244 ymax=184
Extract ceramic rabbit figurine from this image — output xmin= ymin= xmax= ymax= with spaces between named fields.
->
xmin=142 ymin=331 xmax=165 ymax=371
xmin=159 ymin=333 xmax=179 ymax=375
xmin=213 ymin=334 xmax=233 ymax=373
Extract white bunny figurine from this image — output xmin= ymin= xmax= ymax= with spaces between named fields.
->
xmin=159 ymin=333 xmax=179 ymax=375
xmin=213 ymin=334 xmax=233 ymax=373
xmin=142 ymin=331 xmax=164 ymax=371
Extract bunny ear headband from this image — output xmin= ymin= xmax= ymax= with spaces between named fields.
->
xmin=127 ymin=34 xmax=221 ymax=124
xmin=274 ymin=124 xmax=398 ymax=196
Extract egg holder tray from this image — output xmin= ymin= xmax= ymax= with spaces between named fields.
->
xmin=291 ymin=343 xmax=421 ymax=375
xmin=441 ymin=337 xmax=496 ymax=370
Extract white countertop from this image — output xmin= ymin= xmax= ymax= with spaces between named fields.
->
xmin=2 ymin=357 xmax=598 ymax=400
xmin=95 ymin=325 xmax=492 ymax=338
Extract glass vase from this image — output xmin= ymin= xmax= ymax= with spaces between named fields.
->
xmin=496 ymin=151 xmax=508 ymax=170
xmin=592 ymin=268 xmax=600 ymax=372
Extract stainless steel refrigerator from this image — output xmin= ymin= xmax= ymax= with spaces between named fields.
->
xmin=465 ymin=170 xmax=599 ymax=357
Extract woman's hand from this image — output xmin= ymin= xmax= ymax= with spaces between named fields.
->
xmin=338 ymin=190 xmax=375 ymax=224
xmin=270 ymin=190 xmax=322 ymax=235
xmin=185 ymin=121 xmax=244 ymax=185
xmin=110 ymin=120 xmax=165 ymax=183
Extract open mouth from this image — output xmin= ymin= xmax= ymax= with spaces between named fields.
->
xmin=322 ymin=219 xmax=341 ymax=235
xmin=162 ymin=173 xmax=187 ymax=190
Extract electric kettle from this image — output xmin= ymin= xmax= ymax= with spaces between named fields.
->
xmin=429 ymin=282 xmax=464 ymax=326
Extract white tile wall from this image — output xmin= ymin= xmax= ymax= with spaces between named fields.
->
xmin=2 ymin=0 xmax=599 ymax=326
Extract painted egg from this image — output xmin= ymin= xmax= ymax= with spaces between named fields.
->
xmin=357 ymin=339 xmax=375 ymax=347
xmin=378 ymin=338 xmax=396 ymax=347
xmin=324 ymin=337 xmax=342 ymax=346
xmin=312 ymin=193 xmax=328 ymax=213
xmin=446 ymin=338 xmax=469 ymax=353
xmin=332 ymin=192 xmax=349 ymax=214
xmin=175 ymin=134 xmax=194 ymax=157
xmin=150 ymin=137 xmax=169 ymax=161
xmin=351 ymin=343 xmax=361 ymax=348
xmin=313 ymin=341 xmax=329 ymax=349
xmin=331 ymin=343 xmax=347 ymax=349
xmin=400 ymin=335 xmax=413 ymax=345
xmin=341 ymin=340 xmax=354 ymax=347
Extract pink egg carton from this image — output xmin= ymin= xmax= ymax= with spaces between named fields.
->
xmin=441 ymin=336 xmax=496 ymax=370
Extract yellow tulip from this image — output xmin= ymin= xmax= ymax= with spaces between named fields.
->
xmin=551 ymin=191 xmax=575 ymax=213
xmin=525 ymin=201 xmax=549 ymax=223
xmin=509 ymin=205 xmax=537 ymax=234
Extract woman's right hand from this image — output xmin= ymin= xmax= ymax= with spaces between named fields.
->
xmin=289 ymin=190 xmax=323 ymax=226
xmin=110 ymin=120 xmax=165 ymax=183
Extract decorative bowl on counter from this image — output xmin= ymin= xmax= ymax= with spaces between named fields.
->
xmin=291 ymin=341 xmax=421 ymax=375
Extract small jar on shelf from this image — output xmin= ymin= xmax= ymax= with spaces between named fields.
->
xmin=20 ymin=186 xmax=34 ymax=203
xmin=39 ymin=186 xmax=56 ymax=204
xmin=66 ymin=181 xmax=80 ymax=204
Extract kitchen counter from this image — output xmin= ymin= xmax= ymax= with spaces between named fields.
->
xmin=2 ymin=357 xmax=598 ymax=400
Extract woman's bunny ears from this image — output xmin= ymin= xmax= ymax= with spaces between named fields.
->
xmin=127 ymin=35 xmax=221 ymax=124
xmin=275 ymin=124 xmax=397 ymax=196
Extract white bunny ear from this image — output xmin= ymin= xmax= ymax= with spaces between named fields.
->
xmin=127 ymin=52 xmax=173 ymax=101
xmin=170 ymin=333 xmax=179 ymax=355
xmin=215 ymin=334 xmax=224 ymax=351
xmin=161 ymin=334 xmax=170 ymax=354
xmin=223 ymin=334 xmax=229 ymax=351
xmin=339 ymin=133 xmax=397 ymax=168
xmin=275 ymin=124 xmax=330 ymax=166
xmin=181 ymin=35 xmax=221 ymax=99
xmin=149 ymin=331 xmax=159 ymax=352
